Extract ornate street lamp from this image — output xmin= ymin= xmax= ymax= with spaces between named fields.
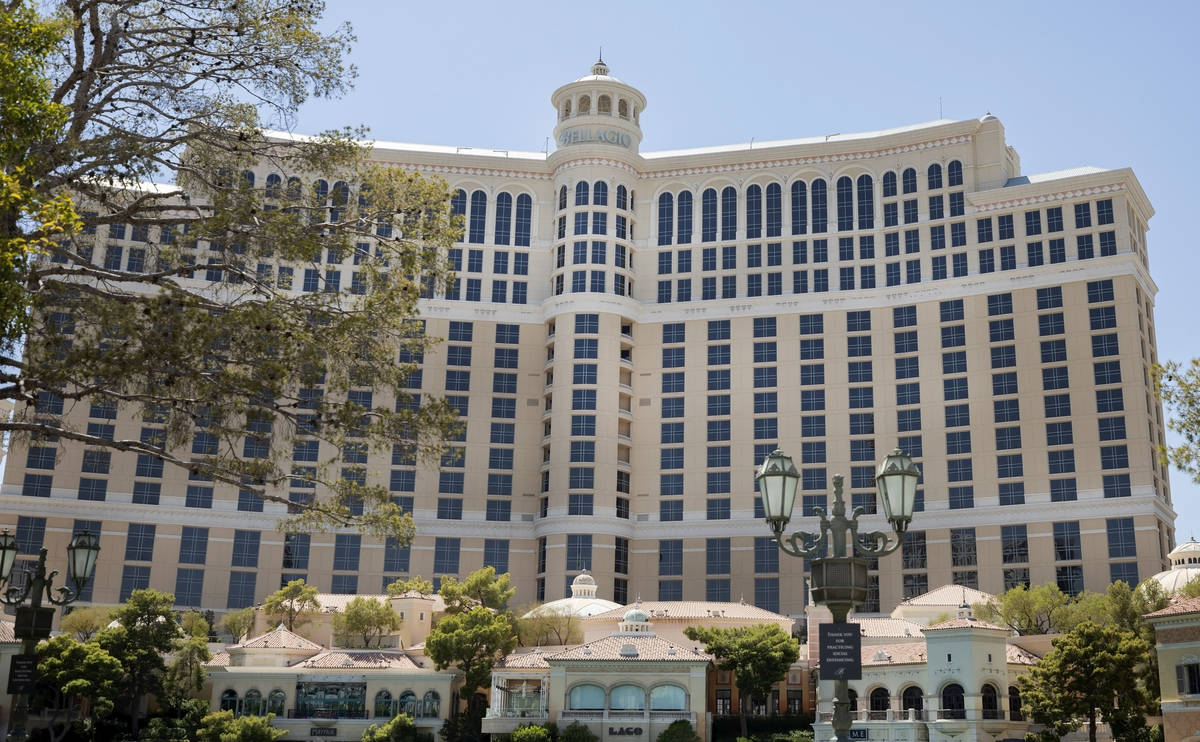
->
xmin=758 ymin=449 xmax=920 ymax=742
xmin=0 ymin=530 xmax=101 ymax=741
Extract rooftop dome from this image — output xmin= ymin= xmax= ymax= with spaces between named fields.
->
xmin=623 ymin=606 xmax=649 ymax=623
xmin=521 ymin=572 xmax=620 ymax=619
xmin=573 ymin=573 xmax=596 ymax=586
xmin=1145 ymin=539 xmax=1200 ymax=594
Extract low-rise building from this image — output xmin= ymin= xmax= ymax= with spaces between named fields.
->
xmin=1147 ymin=595 xmax=1200 ymax=742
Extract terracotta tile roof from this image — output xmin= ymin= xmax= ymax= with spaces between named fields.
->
xmin=924 ymin=616 xmax=1008 ymax=632
xmin=548 ymin=635 xmax=711 ymax=662
xmin=1006 ymin=644 xmax=1040 ymax=665
xmin=498 ymin=650 xmax=552 ymax=669
xmin=855 ymin=617 xmax=925 ymax=638
xmin=236 ymin=624 xmax=323 ymax=651
xmin=895 ymin=584 xmax=994 ymax=608
xmin=858 ymin=642 xmax=926 ymax=666
xmin=1146 ymin=595 xmax=1200 ymax=619
xmin=0 ymin=620 xmax=15 ymax=643
xmin=300 ymin=650 xmax=421 ymax=670
xmin=205 ymin=650 xmax=230 ymax=667
xmin=584 ymin=601 xmax=788 ymax=622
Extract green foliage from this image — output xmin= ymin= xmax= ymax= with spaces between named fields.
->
xmin=1019 ymin=621 xmax=1156 ymax=742
xmin=387 ymin=575 xmax=436 ymax=596
xmin=655 ymin=720 xmax=699 ymax=742
xmin=1183 ymin=574 xmax=1200 ymax=598
xmin=59 ymin=605 xmax=113 ymax=641
xmin=438 ymin=708 xmax=485 ymax=742
xmin=196 ymin=710 xmax=288 ymax=742
xmin=264 ymin=579 xmax=321 ymax=632
xmin=220 ymin=606 xmax=257 ymax=643
xmin=683 ymin=623 xmax=799 ymax=738
xmin=510 ymin=725 xmax=551 ymax=742
xmin=425 ymin=606 xmax=517 ymax=698
xmin=162 ymin=626 xmax=212 ymax=709
xmin=439 ymin=567 xmax=515 ymax=614
xmin=140 ymin=698 xmax=212 ymax=741
xmin=334 ymin=596 xmax=402 ymax=648
xmin=559 ymin=722 xmax=598 ymax=742
xmin=34 ymin=634 xmax=123 ymax=730
xmin=95 ymin=589 xmax=183 ymax=734
xmin=973 ymin=583 xmax=1075 ymax=634
xmin=361 ymin=713 xmax=416 ymax=742
xmin=0 ymin=0 xmax=462 ymax=540
xmin=515 ymin=603 xmax=583 ymax=647
xmin=1156 ymin=359 xmax=1200 ymax=483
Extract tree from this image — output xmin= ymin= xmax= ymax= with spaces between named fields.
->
xmin=515 ymin=605 xmax=583 ymax=647
xmin=33 ymin=634 xmax=123 ymax=742
xmin=1019 ymin=621 xmax=1156 ymax=742
xmin=439 ymin=567 xmax=515 ymax=614
xmin=162 ymin=612 xmax=213 ymax=709
xmin=220 ymin=606 xmax=257 ymax=643
xmin=683 ymin=624 xmax=799 ymax=738
xmin=196 ymin=710 xmax=288 ymax=742
xmin=973 ymin=583 xmax=1075 ymax=635
xmin=361 ymin=713 xmax=416 ymax=742
xmin=59 ymin=605 xmax=113 ymax=641
xmin=95 ymin=588 xmax=182 ymax=735
xmin=424 ymin=606 xmax=517 ymax=701
xmin=0 ymin=0 xmax=462 ymax=540
xmin=333 ymin=597 xmax=402 ymax=648
xmin=387 ymin=575 xmax=436 ymax=596
xmin=560 ymin=721 xmax=598 ymax=742
xmin=1156 ymin=359 xmax=1200 ymax=483
xmin=140 ymin=698 xmax=212 ymax=741
xmin=264 ymin=579 xmax=322 ymax=632
xmin=655 ymin=721 xmax=699 ymax=742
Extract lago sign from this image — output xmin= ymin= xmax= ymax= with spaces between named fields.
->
xmin=559 ymin=127 xmax=633 ymax=149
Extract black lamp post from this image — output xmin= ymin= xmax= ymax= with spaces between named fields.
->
xmin=0 ymin=530 xmax=101 ymax=742
xmin=757 ymin=449 xmax=919 ymax=742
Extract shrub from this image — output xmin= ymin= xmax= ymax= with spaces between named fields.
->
xmin=512 ymin=724 xmax=552 ymax=742
xmin=560 ymin=722 xmax=598 ymax=742
xmin=657 ymin=721 xmax=700 ymax=742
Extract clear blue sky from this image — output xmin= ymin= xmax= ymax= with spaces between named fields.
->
xmin=295 ymin=0 xmax=1200 ymax=540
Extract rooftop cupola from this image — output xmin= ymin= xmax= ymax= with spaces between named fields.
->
xmin=550 ymin=59 xmax=647 ymax=157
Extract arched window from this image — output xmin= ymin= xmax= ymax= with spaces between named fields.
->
xmin=422 ymin=690 xmax=441 ymax=718
xmin=981 ymin=684 xmax=1000 ymax=719
xmin=901 ymin=168 xmax=917 ymax=194
xmin=399 ymin=690 xmax=418 ymax=716
xmin=562 ymin=100 xmax=571 ymax=120
xmin=575 ymin=182 xmax=589 ymax=207
xmin=578 ymin=95 xmax=591 ymax=115
xmin=791 ymin=181 xmax=807 ymax=235
xmin=941 ymin=684 xmax=965 ymax=720
xmin=494 ymin=192 xmax=513 ymax=245
xmin=559 ymin=186 xmax=568 ymax=211
xmin=610 ymin=684 xmax=645 ymax=710
xmin=220 ymin=689 xmax=238 ymax=712
xmin=375 ymin=689 xmax=394 ymax=718
xmin=598 ymin=95 xmax=611 ymax=114
xmin=1008 ymin=686 xmax=1023 ymax=721
xmin=856 ymin=175 xmax=874 ymax=230
xmin=701 ymin=189 xmax=718 ymax=242
xmin=243 ymin=689 xmax=263 ymax=716
xmin=677 ymin=192 xmax=693 ymax=244
xmin=901 ymin=685 xmax=924 ymax=720
xmin=451 ymin=189 xmax=467 ymax=216
xmin=616 ymin=185 xmax=628 ymax=210
xmin=836 ymin=176 xmax=854 ymax=231
xmin=593 ymin=181 xmax=608 ymax=206
xmin=882 ymin=172 xmax=897 ymax=198
xmin=869 ymin=687 xmax=890 ymax=720
xmin=721 ymin=187 xmax=737 ymax=240
xmin=265 ymin=174 xmax=281 ymax=198
xmin=569 ymin=684 xmax=605 ymax=709
xmin=468 ymin=190 xmax=487 ymax=244
xmin=811 ymin=179 xmax=828 ymax=233
xmin=657 ymin=193 xmax=673 ymax=246
xmin=650 ymin=685 xmax=686 ymax=710
xmin=766 ymin=183 xmax=782 ymax=238
xmin=746 ymin=184 xmax=763 ymax=239
xmin=948 ymin=160 xmax=963 ymax=187
xmin=928 ymin=163 xmax=943 ymax=190
xmin=268 ymin=689 xmax=286 ymax=716
xmin=618 ymin=99 xmax=629 ymax=119
xmin=847 ymin=688 xmax=858 ymax=712
xmin=330 ymin=181 xmax=349 ymax=223
xmin=241 ymin=170 xmax=256 ymax=188
xmin=515 ymin=194 xmax=532 ymax=247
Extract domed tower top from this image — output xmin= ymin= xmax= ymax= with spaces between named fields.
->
xmin=551 ymin=59 xmax=647 ymax=157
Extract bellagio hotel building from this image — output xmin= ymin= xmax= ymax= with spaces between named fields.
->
xmin=0 ymin=60 xmax=1175 ymax=620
